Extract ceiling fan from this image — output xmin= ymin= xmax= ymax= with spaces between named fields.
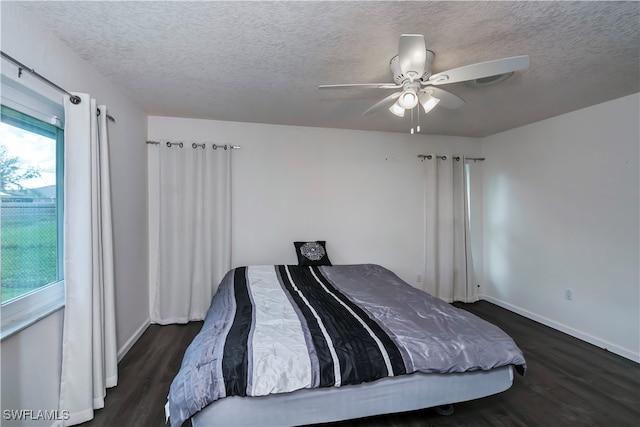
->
xmin=319 ymin=34 xmax=530 ymax=131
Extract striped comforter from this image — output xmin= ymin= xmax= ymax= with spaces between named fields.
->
xmin=168 ymin=264 xmax=526 ymax=427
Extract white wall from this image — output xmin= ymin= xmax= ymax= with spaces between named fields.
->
xmin=1 ymin=3 xmax=149 ymax=422
xmin=1 ymin=312 xmax=63 ymax=426
xmin=148 ymin=116 xmax=481 ymax=289
xmin=481 ymin=94 xmax=640 ymax=362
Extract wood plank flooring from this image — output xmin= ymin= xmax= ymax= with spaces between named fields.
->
xmin=80 ymin=301 xmax=640 ymax=427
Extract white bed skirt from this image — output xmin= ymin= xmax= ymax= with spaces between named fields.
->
xmin=190 ymin=365 xmax=514 ymax=426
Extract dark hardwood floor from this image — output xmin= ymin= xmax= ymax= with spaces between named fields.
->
xmin=81 ymin=301 xmax=640 ymax=427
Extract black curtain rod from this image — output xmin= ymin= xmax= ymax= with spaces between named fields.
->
xmin=97 ymin=108 xmax=116 ymax=123
xmin=417 ymin=155 xmax=485 ymax=161
xmin=1 ymin=50 xmax=115 ymax=123
xmin=146 ymin=140 xmax=241 ymax=149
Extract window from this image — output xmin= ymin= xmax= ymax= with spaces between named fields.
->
xmin=1 ymin=104 xmax=64 ymax=339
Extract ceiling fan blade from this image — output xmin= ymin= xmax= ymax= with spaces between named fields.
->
xmin=319 ymin=83 xmax=401 ymax=90
xmin=362 ymin=92 xmax=401 ymax=116
xmin=428 ymin=55 xmax=530 ymax=85
xmin=426 ymin=87 xmax=465 ymax=109
xmin=398 ymin=34 xmax=427 ymax=78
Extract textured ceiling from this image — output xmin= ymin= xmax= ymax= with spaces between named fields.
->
xmin=13 ymin=1 xmax=640 ymax=137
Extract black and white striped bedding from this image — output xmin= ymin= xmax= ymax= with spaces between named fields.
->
xmin=168 ymin=264 xmax=526 ymax=427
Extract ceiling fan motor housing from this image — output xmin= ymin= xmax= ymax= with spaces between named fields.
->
xmin=390 ymin=50 xmax=435 ymax=84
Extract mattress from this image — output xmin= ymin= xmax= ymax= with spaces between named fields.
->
xmin=191 ymin=365 xmax=514 ymax=427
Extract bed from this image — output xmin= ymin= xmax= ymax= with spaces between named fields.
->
xmin=167 ymin=264 xmax=526 ymax=427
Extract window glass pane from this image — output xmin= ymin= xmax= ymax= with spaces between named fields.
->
xmin=1 ymin=107 xmax=61 ymax=303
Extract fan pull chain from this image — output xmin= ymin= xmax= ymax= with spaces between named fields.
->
xmin=410 ymin=107 xmax=415 ymax=134
xmin=417 ymin=106 xmax=421 ymax=133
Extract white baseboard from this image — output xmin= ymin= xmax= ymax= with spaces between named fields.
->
xmin=117 ymin=318 xmax=150 ymax=362
xmin=479 ymin=294 xmax=639 ymax=364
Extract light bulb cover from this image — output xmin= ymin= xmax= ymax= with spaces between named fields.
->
xmin=419 ymin=92 xmax=440 ymax=114
xmin=398 ymin=90 xmax=419 ymax=109
xmin=389 ymin=101 xmax=405 ymax=117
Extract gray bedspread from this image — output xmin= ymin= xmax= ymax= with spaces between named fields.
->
xmin=168 ymin=264 xmax=526 ymax=427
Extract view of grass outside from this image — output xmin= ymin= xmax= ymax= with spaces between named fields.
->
xmin=1 ymin=112 xmax=60 ymax=303
xmin=2 ymin=211 xmax=58 ymax=301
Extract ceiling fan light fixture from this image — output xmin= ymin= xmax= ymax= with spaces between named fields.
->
xmin=419 ymin=93 xmax=440 ymax=114
xmin=318 ymin=33 xmax=530 ymax=126
xmin=389 ymin=101 xmax=405 ymax=117
xmin=398 ymin=90 xmax=419 ymax=109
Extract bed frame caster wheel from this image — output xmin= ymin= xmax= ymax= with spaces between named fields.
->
xmin=433 ymin=404 xmax=454 ymax=416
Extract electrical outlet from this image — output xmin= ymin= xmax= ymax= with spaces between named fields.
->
xmin=565 ymin=288 xmax=573 ymax=301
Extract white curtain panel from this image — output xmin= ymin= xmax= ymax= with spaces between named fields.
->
xmin=423 ymin=156 xmax=478 ymax=303
xmin=149 ymin=142 xmax=231 ymax=324
xmin=59 ymin=94 xmax=117 ymax=426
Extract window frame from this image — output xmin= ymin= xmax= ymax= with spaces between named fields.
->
xmin=0 ymin=105 xmax=65 ymax=341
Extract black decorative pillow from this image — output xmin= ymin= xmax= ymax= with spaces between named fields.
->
xmin=294 ymin=241 xmax=332 ymax=266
